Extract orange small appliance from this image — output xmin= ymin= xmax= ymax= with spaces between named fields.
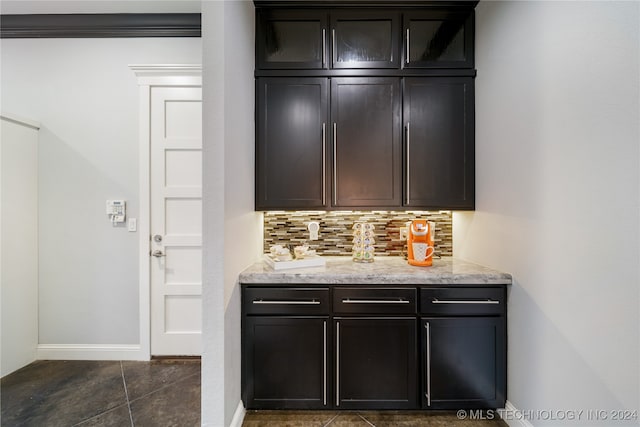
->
xmin=407 ymin=219 xmax=435 ymax=266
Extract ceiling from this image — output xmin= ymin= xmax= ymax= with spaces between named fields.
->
xmin=0 ymin=0 xmax=201 ymax=14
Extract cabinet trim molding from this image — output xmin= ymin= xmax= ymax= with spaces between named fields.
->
xmin=255 ymin=1 xmax=478 ymax=8
xmin=0 ymin=13 xmax=201 ymax=38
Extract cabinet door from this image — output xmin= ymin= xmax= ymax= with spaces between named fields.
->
xmin=403 ymin=10 xmax=474 ymax=68
xmin=403 ymin=77 xmax=474 ymax=209
xmin=256 ymin=78 xmax=328 ymax=209
xmin=331 ymin=77 xmax=401 ymax=208
xmin=422 ymin=317 xmax=506 ymax=409
xmin=257 ymin=10 xmax=328 ymax=69
xmin=243 ymin=317 xmax=330 ymax=409
xmin=335 ymin=318 xmax=417 ymax=409
xmin=331 ymin=11 xmax=400 ymax=69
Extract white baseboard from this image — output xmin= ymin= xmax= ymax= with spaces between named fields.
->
xmin=36 ymin=344 xmax=148 ymax=361
xmin=229 ymin=400 xmax=246 ymax=427
xmin=497 ymin=400 xmax=535 ymax=427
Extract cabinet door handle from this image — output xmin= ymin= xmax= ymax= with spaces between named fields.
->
xmin=332 ymin=29 xmax=336 ymax=66
xmin=322 ymin=29 xmax=326 ymax=67
xmin=336 ymin=321 xmax=340 ymax=406
xmin=333 ymin=122 xmax=337 ymax=206
xmin=406 ymin=28 xmax=410 ymax=64
xmin=406 ymin=122 xmax=410 ymax=205
xmin=431 ymin=298 xmax=500 ymax=305
xmin=342 ymin=298 xmax=410 ymax=304
xmin=425 ymin=321 xmax=431 ymax=406
xmin=252 ymin=299 xmax=321 ymax=305
xmin=323 ymin=320 xmax=327 ymax=406
xmin=322 ymin=122 xmax=326 ymax=206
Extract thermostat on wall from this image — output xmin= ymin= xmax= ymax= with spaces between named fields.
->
xmin=106 ymin=200 xmax=126 ymax=224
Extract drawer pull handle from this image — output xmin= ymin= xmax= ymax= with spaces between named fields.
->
xmin=432 ymin=298 xmax=500 ymax=305
xmin=253 ymin=299 xmax=321 ymax=305
xmin=342 ymin=299 xmax=410 ymax=304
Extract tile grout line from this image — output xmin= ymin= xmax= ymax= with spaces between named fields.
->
xmin=357 ymin=413 xmax=376 ymax=427
xmin=322 ymin=413 xmax=341 ymax=427
xmin=127 ymin=371 xmax=200 ymax=405
xmin=120 ymin=361 xmax=135 ymax=427
xmin=70 ymin=404 xmax=131 ymax=427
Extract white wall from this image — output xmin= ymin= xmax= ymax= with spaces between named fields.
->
xmin=454 ymin=1 xmax=640 ymax=425
xmin=1 ymin=115 xmax=39 ymax=376
xmin=201 ymin=1 xmax=226 ymax=424
xmin=202 ymin=1 xmax=261 ymax=425
xmin=0 ymin=38 xmax=201 ymax=350
xmin=222 ymin=1 xmax=261 ymax=426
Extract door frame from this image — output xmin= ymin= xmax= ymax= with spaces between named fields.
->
xmin=131 ymin=65 xmax=202 ymax=359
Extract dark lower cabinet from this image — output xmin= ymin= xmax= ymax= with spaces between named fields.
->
xmin=241 ymin=285 xmax=506 ymax=411
xmin=335 ymin=318 xmax=417 ymax=409
xmin=420 ymin=287 xmax=506 ymax=409
xmin=422 ymin=317 xmax=506 ymax=409
xmin=243 ymin=317 xmax=330 ymax=409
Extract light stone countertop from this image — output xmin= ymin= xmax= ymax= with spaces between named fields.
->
xmin=239 ymin=256 xmax=512 ymax=286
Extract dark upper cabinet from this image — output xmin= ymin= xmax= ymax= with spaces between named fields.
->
xmin=256 ymin=78 xmax=329 ymax=209
xmin=403 ymin=10 xmax=474 ymax=69
xmin=403 ymin=77 xmax=474 ymax=209
xmin=336 ymin=318 xmax=417 ymax=409
xmin=331 ymin=11 xmax=400 ymax=69
xmin=331 ymin=77 xmax=401 ymax=208
xmin=423 ymin=317 xmax=506 ymax=409
xmin=257 ymin=10 xmax=328 ymax=69
xmin=254 ymin=3 xmax=477 ymax=211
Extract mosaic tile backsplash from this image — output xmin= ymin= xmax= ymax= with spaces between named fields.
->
xmin=263 ymin=211 xmax=453 ymax=257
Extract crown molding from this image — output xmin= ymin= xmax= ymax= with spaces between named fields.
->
xmin=129 ymin=64 xmax=202 ymax=86
xmin=129 ymin=64 xmax=202 ymax=75
xmin=0 ymin=13 xmax=201 ymax=38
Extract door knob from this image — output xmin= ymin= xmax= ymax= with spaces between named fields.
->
xmin=153 ymin=234 xmax=163 ymax=243
xmin=151 ymin=250 xmax=165 ymax=257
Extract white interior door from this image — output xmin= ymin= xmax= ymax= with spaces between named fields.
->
xmin=150 ymin=86 xmax=202 ymax=356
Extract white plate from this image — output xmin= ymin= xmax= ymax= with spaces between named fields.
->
xmin=263 ymin=254 xmax=326 ymax=270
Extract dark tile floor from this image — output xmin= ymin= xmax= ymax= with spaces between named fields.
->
xmin=242 ymin=410 xmax=508 ymax=427
xmin=2 ymin=360 xmax=507 ymax=427
xmin=1 ymin=359 xmax=200 ymax=426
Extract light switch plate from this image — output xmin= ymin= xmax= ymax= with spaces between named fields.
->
xmin=128 ymin=218 xmax=137 ymax=232
xmin=307 ymin=221 xmax=320 ymax=241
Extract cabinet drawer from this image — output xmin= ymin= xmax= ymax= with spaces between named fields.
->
xmin=420 ymin=287 xmax=505 ymax=316
xmin=244 ymin=287 xmax=330 ymax=315
xmin=333 ymin=287 xmax=416 ymax=314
